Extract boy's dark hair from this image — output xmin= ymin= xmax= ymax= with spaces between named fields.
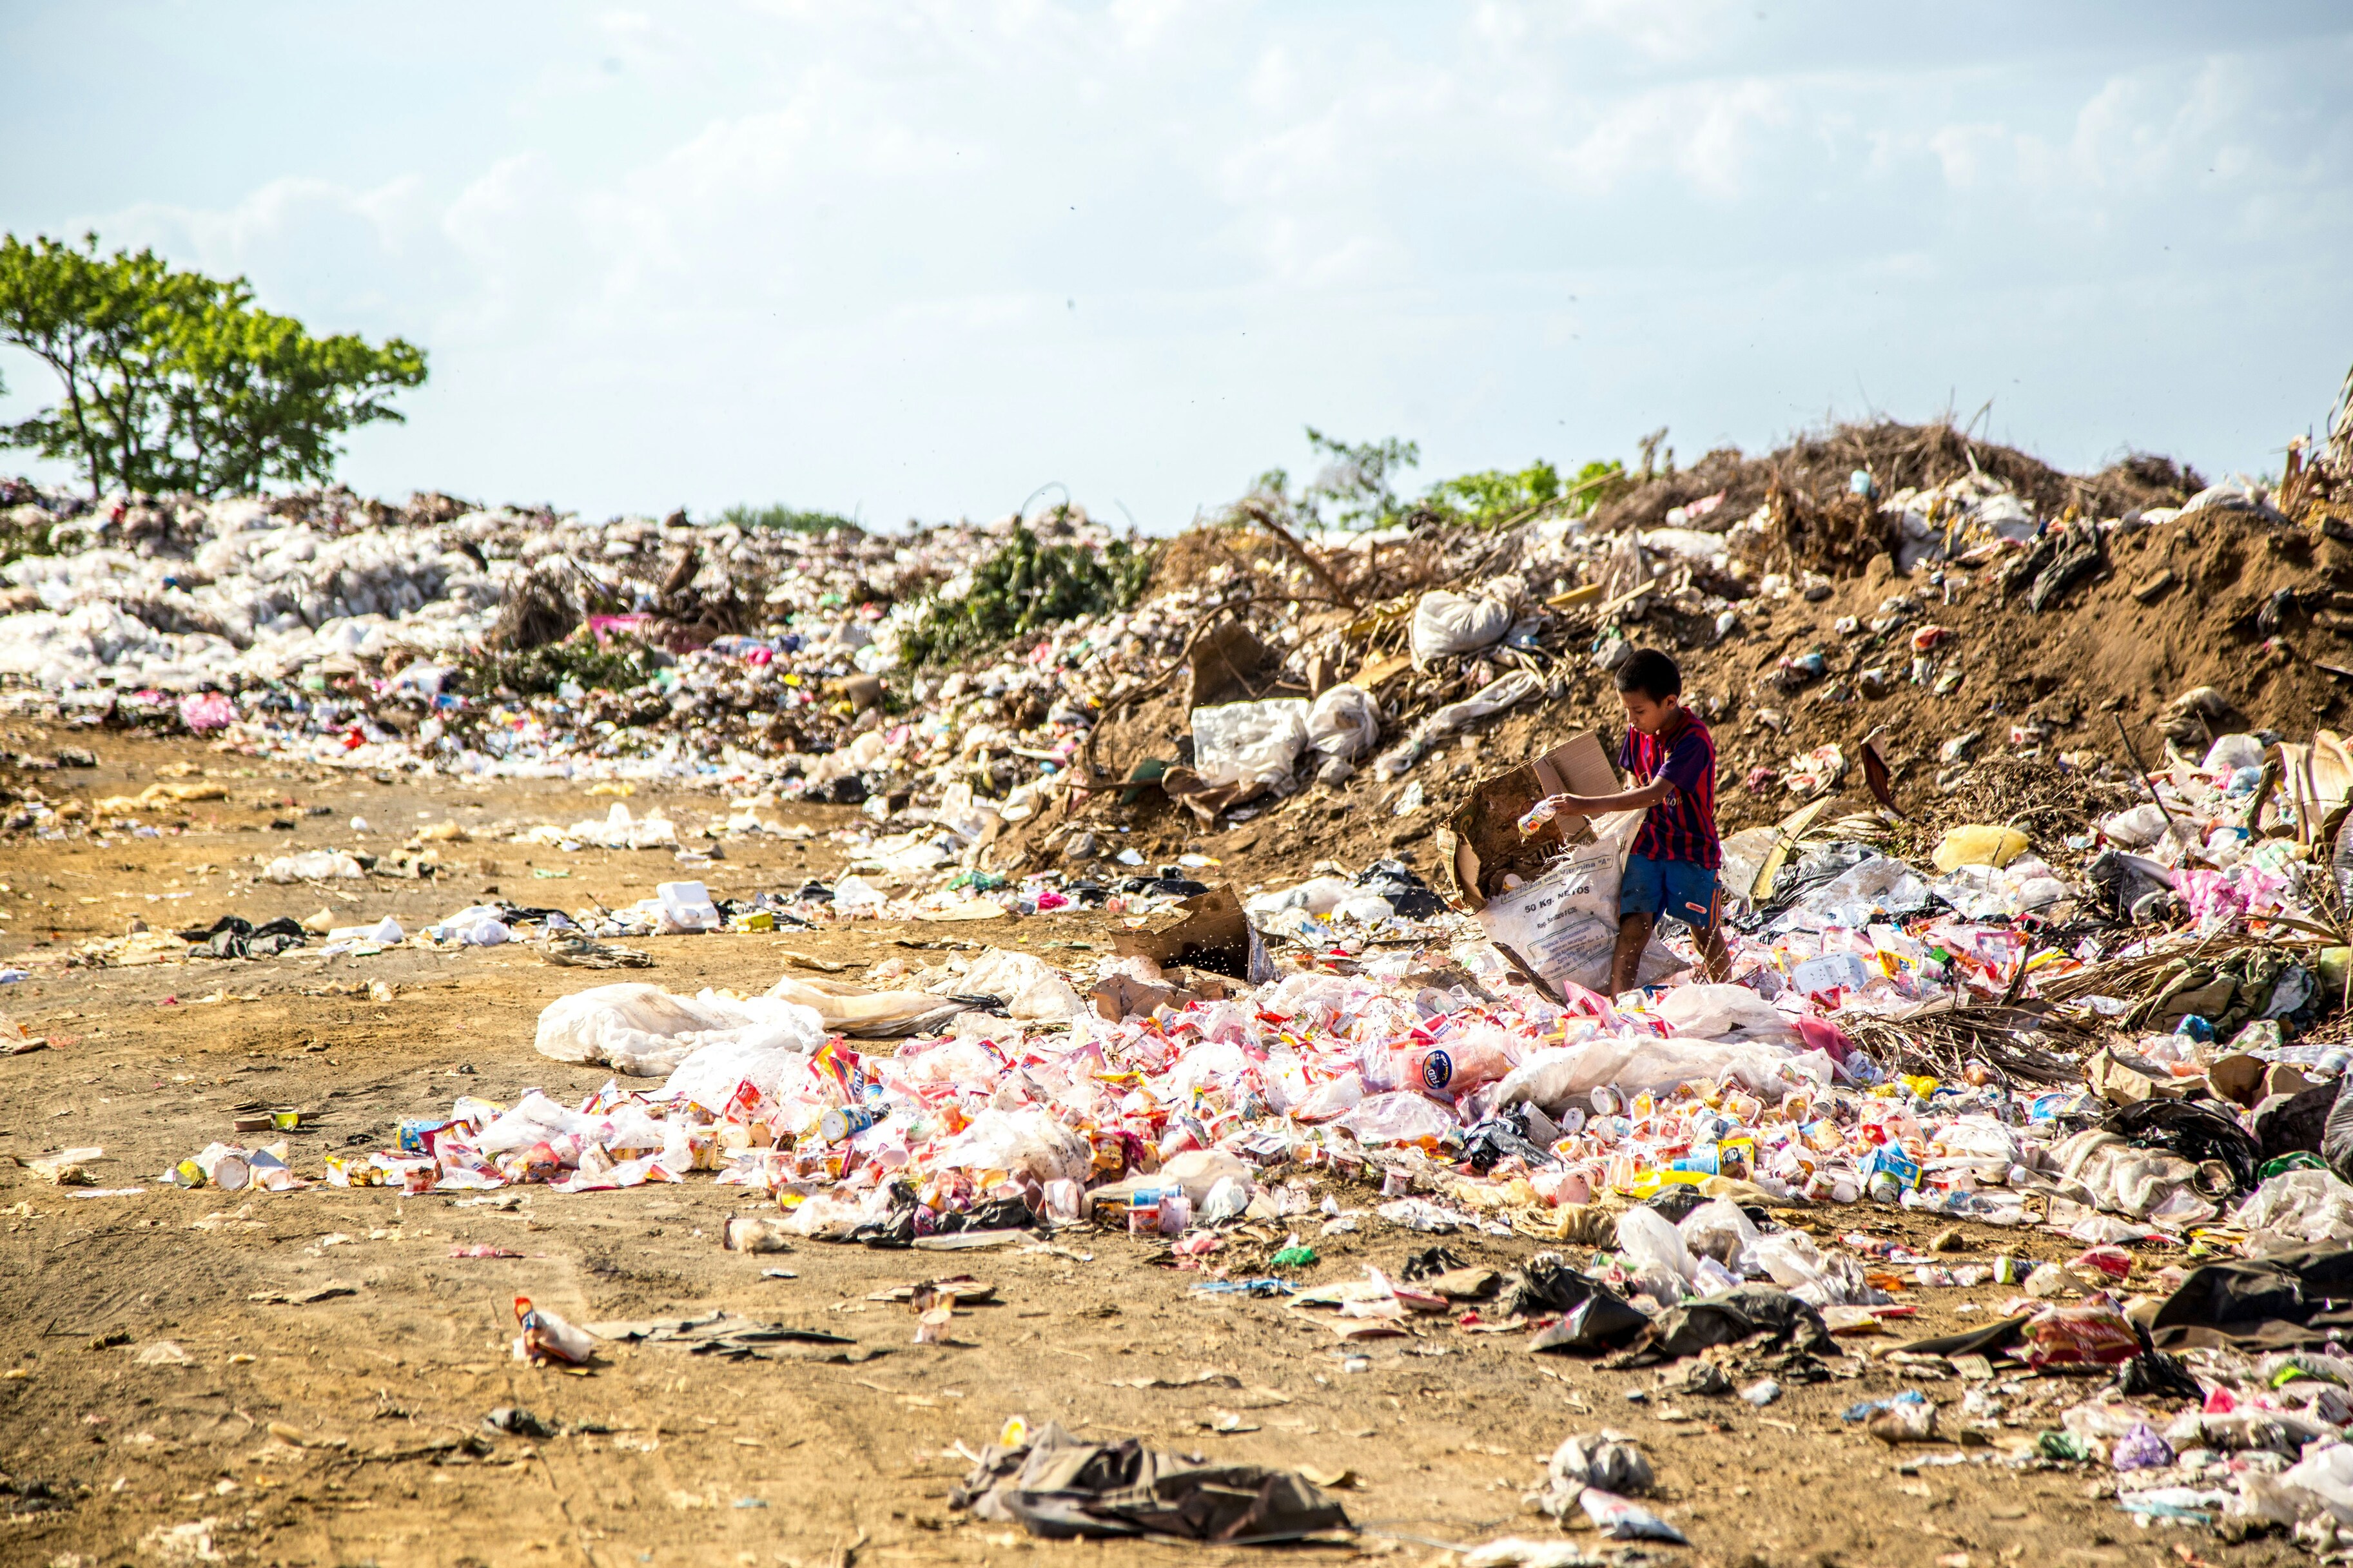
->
xmin=1614 ymin=647 xmax=1683 ymax=701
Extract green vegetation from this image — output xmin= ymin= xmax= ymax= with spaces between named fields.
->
xmin=459 ymin=633 xmax=660 ymax=698
xmin=718 ymin=503 xmax=863 ymax=536
xmin=1251 ymin=429 xmax=1422 ymax=532
xmin=1242 ymin=427 xmax=1634 ymax=533
xmin=0 ymin=231 xmax=426 ymax=497
xmin=899 ymin=521 xmax=1158 ymax=668
xmin=1422 ymin=457 xmax=1630 ymax=528
xmin=0 ymin=508 xmax=59 ymax=565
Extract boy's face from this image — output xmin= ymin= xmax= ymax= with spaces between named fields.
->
xmin=1619 ymin=687 xmax=1679 ymax=736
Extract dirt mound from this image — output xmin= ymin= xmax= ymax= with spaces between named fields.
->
xmin=1590 ymin=419 xmax=2205 ymax=539
xmin=1069 ymin=483 xmax=2347 ymax=887
xmin=1478 ymin=505 xmax=2345 ymax=842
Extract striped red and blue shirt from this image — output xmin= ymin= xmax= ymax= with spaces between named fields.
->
xmin=1617 ymin=712 xmax=1721 ymax=869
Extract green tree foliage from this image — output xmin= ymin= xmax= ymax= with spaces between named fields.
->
xmin=0 ymin=232 xmax=426 ymax=497
xmin=899 ymin=521 xmax=1157 ymax=668
xmin=1243 ymin=427 xmax=1632 ymax=534
xmin=1421 ymin=456 xmax=1630 ymax=527
xmin=718 ymin=503 xmax=862 ymax=536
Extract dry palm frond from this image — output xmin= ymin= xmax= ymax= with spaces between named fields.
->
xmin=1842 ymin=998 xmax=2100 ymax=1087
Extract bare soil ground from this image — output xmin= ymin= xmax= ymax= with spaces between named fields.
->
xmin=0 ymin=730 xmax=2285 ymax=1568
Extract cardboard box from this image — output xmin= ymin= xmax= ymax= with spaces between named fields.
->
xmin=1442 ymin=730 xmax=1621 ymax=913
xmin=1109 ymin=884 xmax=1276 ymax=983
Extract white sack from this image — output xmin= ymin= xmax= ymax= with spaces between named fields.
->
xmin=1307 ymin=684 xmax=1380 ymax=766
xmin=1410 ymin=578 xmax=1523 ymax=667
xmin=1190 ymin=698 xmax=1311 ymax=796
xmin=928 ymin=947 xmax=1082 ymax=1022
xmin=534 ymin=982 xmax=825 ymax=1081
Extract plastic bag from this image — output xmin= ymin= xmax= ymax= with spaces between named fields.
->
xmin=2204 ymin=733 xmax=2267 ymax=774
xmin=1246 ymin=876 xmax=1355 ymax=918
xmin=1410 ymin=580 xmax=1521 ymax=667
xmin=936 ymin=1106 xmax=1091 ymax=1185
xmin=2102 ymin=804 xmax=2171 ymax=848
xmin=476 ymin=1090 xmax=598 ymax=1155
xmin=2236 ymin=1167 xmax=2353 ymax=1252
xmin=1294 ymin=1071 xmax=1366 ymax=1121
xmin=264 ymin=849 xmax=364 ymax=882
xmin=1931 ymin=824 xmax=2030 ymax=873
xmin=1495 ymin=1034 xmax=1813 ymax=1109
xmin=658 ymin=1007 xmax=830 ymax=1109
xmin=1369 ymin=670 xmax=1545 ymax=780
xmin=931 ymin=948 xmax=1082 ymax=1022
xmin=2022 ymin=1304 xmax=2142 ymax=1370
xmin=1679 ymin=1197 xmax=1762 ymax=1275
xmin=764 ymin=974 xmax=961 ymax=1038
xmin=1655 ymin=984 xmax=1797 ymax=1046
xmin=2275 ymin=1442 xmax=2353 ymax=1524
xmin=1614 ymin=1205 xmax=1696 ymax=1283
xmin=1474 ymin=830 xmax=1686 ymax=996
xmin=1306 ymin=684 xmax=1380 ymax=769
xmin=534 ymin=983 xmax=825 ymax=1080
xmin=1190 ymin=699 xmax=1310 ymax=794
xmin=1752 ymin=1228 xmax=1827 ymax=1290
xmin=1334 ymin=1090 xmax=1458 ymax=1145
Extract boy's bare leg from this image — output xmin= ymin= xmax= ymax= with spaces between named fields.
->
xmin=1610 ymin=913 xmax=1654 ymax=996
xmin=1695 ymin=922 xmax=1731 ymax=983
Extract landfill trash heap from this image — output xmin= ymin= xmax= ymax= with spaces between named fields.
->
xmin=30 ymin=402 xmax=2353 ymax=1549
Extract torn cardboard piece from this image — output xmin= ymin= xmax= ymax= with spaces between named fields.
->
xmin=1088 ymin=970 xmax=1235 ymax=1022
xmin=1186 ymin=621 xmax=1280 ymax=710
xmin=1443 ymin=730 xmax=1621 ymax=913
xmin=1111 ymin=886 xmax=1276 ymax=984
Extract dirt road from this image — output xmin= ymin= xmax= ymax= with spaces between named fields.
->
xmin=0 ymin=728 xmax=2250 ymax=1568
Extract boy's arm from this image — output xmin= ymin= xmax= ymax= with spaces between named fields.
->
xmin=1543 ymin=777 xmax=1676 ymax=816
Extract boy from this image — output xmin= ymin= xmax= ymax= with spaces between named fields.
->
xmin=1532 ymin=647 xmax=1729 ymax=992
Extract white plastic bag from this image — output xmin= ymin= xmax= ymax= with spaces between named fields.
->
xmin=1616 ymin=1205 xmax=1695 ymax=1304
xmin=1334 ymin=1090 xmax=1458 ymax=1144
xmin=2203 ymin=733 xmax=2266 ymax=774
xmin=1370 ymin=670 xmax=1545 ymax=780
xmin=534 ymin=983 xmax=825 ymax=1081
xmin=1410 ymin=579 xmax=1522 ymax=667
xmin=477 ymin=1090 xmax=598 ymax=1155
xmin=1679 ymin=1197 xmax=1762 ymax=1275
xmin=1190 ymin=699 xmax=1311 ymax=795
xmin=1495 ymin=1034 xmax=1813 ymax=1109
xmin=936 ymin=1107 xmax=1091 ymax=1185
xmin=2235 ymin=1168 xmax=2353 ymax=1253
xmin=1306 ymin=684 xmax=1380 ymax=778
xmin=2102 ymin=804 xmax=2171 ymax=847
xmin=1655 ymin=985 xmax=1797 ymax=1046
xmin=931 ymin=948 xmax=1082 ymax=1021
xmin=1245 ymin=876 xmax=1354 ymax=918
xmin=265 ymin=849 xmax=364 ymax=882
xmin=1473 ymin=829 xmax=1685 ymax=996
xmin=1752 ymin=1229 xmax=1827 ymax=1290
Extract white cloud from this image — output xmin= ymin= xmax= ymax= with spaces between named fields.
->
xmin=0 ymin=4 xmax=2347 ymax=519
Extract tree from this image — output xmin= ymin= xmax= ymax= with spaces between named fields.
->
xmin=0 ymin=231 xmax=425 ymax=497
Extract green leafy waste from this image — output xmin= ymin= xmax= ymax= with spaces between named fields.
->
xmin=458 ymin=634 xmax=660 ymax=698
xmin=718 ymin=503 xmax=861 ymax=536
xmin=899 ymin=523 xmax=1158 ymax=668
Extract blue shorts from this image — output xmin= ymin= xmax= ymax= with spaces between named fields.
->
xmin=1622 ymin=853 xmax=1721 ymax=935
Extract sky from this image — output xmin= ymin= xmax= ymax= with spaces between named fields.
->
xmin=2 ymin=1 xmax=2350 ymax=530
